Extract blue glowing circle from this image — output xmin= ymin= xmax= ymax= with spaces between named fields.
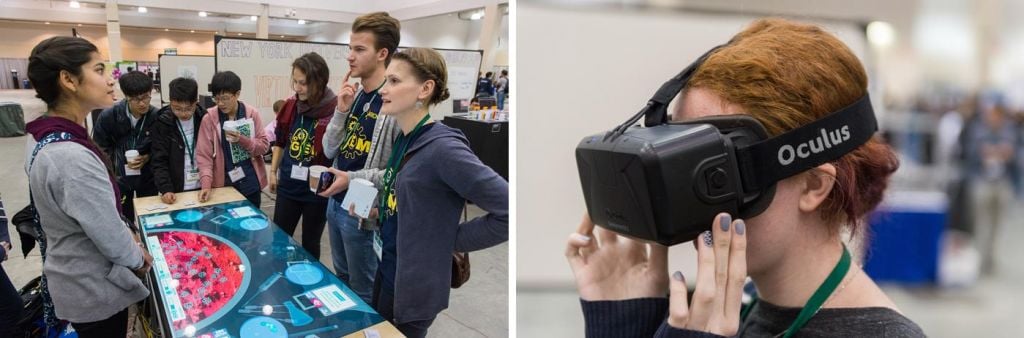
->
xmin=285 ymin=263 xmax=324 ymax=286
xmin=239 ymin=317 xmax=288 ymax=338
xmin=240 ymin=218 xmax=269 ymax=231
xmin=175 ymin=210 xmax=203 ymax=223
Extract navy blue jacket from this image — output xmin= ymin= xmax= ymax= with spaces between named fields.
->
xmin=391 ymin=122 xmax=508 ymax=322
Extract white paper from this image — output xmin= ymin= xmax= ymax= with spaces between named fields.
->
xmin=341 ymin=178 xmax=378 ymax=219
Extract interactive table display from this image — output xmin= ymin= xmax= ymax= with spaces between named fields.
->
xmin=135 ymin=188 xmax=401 ymax=338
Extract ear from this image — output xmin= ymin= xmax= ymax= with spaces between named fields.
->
xmin=377 ymin=48 xmax=389 ymax=63
xmin=59 ymin=70 xmax=78 ymax=94
xmin=798 ymin=163 xmax=837 ymax=213
xmin=418 ymin=79 xmax=435 ymax=102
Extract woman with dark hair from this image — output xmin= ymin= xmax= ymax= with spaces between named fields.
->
xmin=195 ymin=71 xmax=270 ymax=206
xmin=268 ymin=52 xmax=338 ymax=259
xmin=565 ymin=18 xmax=924 ymax=337
xmin=367 ymin=47 xmax=508 ymax=337
xmin=24 ymin=36 xmax=152 ymax=338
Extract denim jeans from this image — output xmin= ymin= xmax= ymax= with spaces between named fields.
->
xmin=326 ymin=198 xmax=378 ymax=304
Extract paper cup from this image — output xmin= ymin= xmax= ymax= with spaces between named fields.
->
xmin=124 ymin=150 xmax=141 ymax=176
xmin=309 ymin=165 xmax=328 ymax=192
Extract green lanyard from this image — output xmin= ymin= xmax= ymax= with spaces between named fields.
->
xmin=377 ymin=114 xmax=431 ymax=224
xmin=128 ymin=109 xmax=147 ymax=149
xmin=740 ymin=244 xmax=851 ymax=338
xmin=176 ymin=118 xmax=196 ymax=167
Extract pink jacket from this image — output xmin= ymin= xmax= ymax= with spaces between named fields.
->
xmin=196 ymin=103 xmax=270 ymax=190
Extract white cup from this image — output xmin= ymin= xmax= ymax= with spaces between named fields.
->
xmin=309 ymin=165 xmax=328 ymax=192
xmin=222 ymin=121 xmax=239 ymax=142
xmin=124 ymin=150 xmax=141 ymax=176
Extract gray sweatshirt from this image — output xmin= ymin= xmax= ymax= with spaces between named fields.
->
xmin=323 ymin=107 xmax=400 ymax=229
xmin=28 ymin=142 xmax=149 ymax=323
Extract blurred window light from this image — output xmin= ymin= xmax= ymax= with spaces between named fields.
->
xmin=69 ymin=1 xmax=80 ymax=8
xmin=867 ymin=21 xmax=895 ymax=48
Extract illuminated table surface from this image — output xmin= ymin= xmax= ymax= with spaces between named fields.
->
xmin=134 ymin=188 xmax=402 ymax=338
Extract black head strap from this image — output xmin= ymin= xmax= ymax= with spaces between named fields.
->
xmin=735 ymin=95 xmax=877 ymax=190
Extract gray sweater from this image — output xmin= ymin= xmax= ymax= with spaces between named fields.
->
xmin=322 ymin=107 xmax=400 ymax=229
xmin=28 ymin=142 xmax=149 ymax=323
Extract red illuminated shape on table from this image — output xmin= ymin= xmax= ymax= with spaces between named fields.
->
xmin=156 ymin=231 xmax=245 ymax=331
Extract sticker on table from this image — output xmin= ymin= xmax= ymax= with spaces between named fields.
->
xmin=142 ymin=214 xmax=174 ymax=229
xmin=175 ymin=210 xmax=204 ymax=223
xmin=284 ymin=262 xmax=323 ymax=286
xmin=238 ymin=316 xmax=287 ymax=338
xmin=305 ymin=285 xmax=356 ymax=316
xmin=210 ymin=215 xmax=231 ymax=225
xmin=239 ymin=218 xmax=269 ymax=231
xmin=228 ymin=206 xmax=258 ymax=218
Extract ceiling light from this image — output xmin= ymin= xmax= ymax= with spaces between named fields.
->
xmin=470 ymin=12 xmax=483 ymax=20
xmin=297 ymin=19 xmax=306 ymax=25
xmin=77 ymin=23 xmax=82 ymax=27
xmin=190 ymin=30 xmax=195 ymax=33
xmin=198 ymin=11 xmax=208 ymax=17
xmin=280 ymin=35 xmax=285 ymax=38
xmin=867 ymin=21 xmax=895 ymax=48
xmin=69 ymin=1 xmax=81 ymax=8
xmin=250 ymin=15 xmax=257 ymax=21
xmin=164 ymin=28 xmax=169 ymax=32
xmin=45 ymin=22 xmax=51 ymax=25
xmin=138 ymin=6 xmax=147 ymax=13
xmin=237 ymin=33 xmax=242 ymax=36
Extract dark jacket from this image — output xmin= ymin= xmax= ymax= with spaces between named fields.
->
xmin=392 ymin=122 xmax=508 ymax=322
xmin=151 ymin=105 xmax=205 ymax=194
xmin=92 ymin=99 xmax=159 ymax=195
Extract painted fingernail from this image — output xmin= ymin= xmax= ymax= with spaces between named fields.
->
xmin=736 ymin=220 xmax=745 ymax=235
xmin=702 ymin=230 xmax=713 ymax=247
xmin=571 ymin=233 xmax=591 ymax=242
xmin=673 ymin=271 xmax=684 ymax=281
xmin=720 ymin=214 xmax=731 ymax=232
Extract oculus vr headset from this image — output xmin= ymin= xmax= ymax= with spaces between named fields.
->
xmin=575 ymin=44 xmax=878 ymax=246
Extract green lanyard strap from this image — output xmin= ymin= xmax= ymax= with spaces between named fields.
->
xmin=176 ymin=119 xmax=196 ymax=166
xmin=741 ymin=244 xmax=851 ymax=338
xmin=129 ymin=109 xmax=148 ymax=149
xmin=377 ymin=114 xmax=431 ymax=224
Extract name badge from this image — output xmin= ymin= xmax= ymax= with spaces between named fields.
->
xmin=229 ymin=167 xmax=245 ymax=183
xmin=291 ymin=165 xmax=309 ymax=181
xmin=373 ymin=231 xmax=383 ymax=260
xmin=185 ymin=169 xmax=200 ymax=185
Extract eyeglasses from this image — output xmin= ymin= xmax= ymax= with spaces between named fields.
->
xmin=212 ymin=94 xmax=236 ymax=102
xmin=170 ymin=103 xmax=196 ymax=114
xmin=128 ymin=94 xmax=151 ymax=104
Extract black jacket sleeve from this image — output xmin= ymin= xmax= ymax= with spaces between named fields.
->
xmin=150 ymin=115 xmax=174 ymax=194
xmin=581 ymin=298 xmax=729 ymax=338
xmin=581 ymin=298 xmax=668 ymax=338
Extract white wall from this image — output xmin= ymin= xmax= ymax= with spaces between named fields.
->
xmin=516 ymin=3 xmax=868 ymax=288
xmin=307 ymin=12 xmax=510 ymax=67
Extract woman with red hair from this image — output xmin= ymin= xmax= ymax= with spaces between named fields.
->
xmin=566 ymin=18 xmax=924 ymax=337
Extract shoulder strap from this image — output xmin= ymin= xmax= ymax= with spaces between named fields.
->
xmin=29 ymin=132 xmax=74 ymax=171
xmin=26 ymin=131 xmax=73 ymax=330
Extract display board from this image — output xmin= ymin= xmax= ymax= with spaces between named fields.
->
xmin=138 ymin=198 xmax=397 ymax=338
xmin=215 ymin=36 xmax=350 ymax=123
xmin=159 ymin=55 xmax=215 ymax=103
xmin=427 ymin=48 xmax=483 ymax=118
xmin=215 ymin=36 xmax=483 ymax=122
